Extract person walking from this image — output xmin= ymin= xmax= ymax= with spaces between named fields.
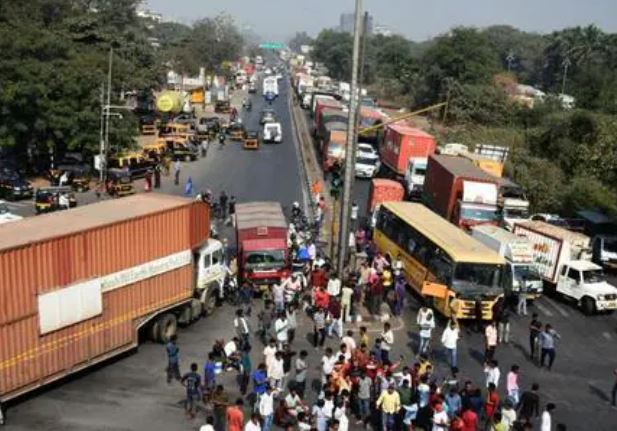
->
xmin=418 ymin=308 xmax=435 ymax=356
xmin=484 ymin=383 xmax=500 ymax=430
xmin=539 ymin=324 xmax=560 ymax=370
xmin=234 ymin=309 xmax=251 ymax=350
xmin=517 ymin=277 xmax=528 ymax=316
xmin=244 ymin=413 xmax=261 ymax=431
xmin=441 ymin=319 xmax=460 ymax=370
xmin=540 ymin=403 xmax=556 ymax=431
xmin=380 ymin=322 xmax=394 ymax=364
xmin=495 ymin=299 xmax=511 ymax=344
xmin=484 ymin=321 xmax=498 ymax=362
xmin=313 ymin=307 xmax=327 ymax=348
xmin=184 ymin=176 xmax=194 ymax=196
xmin=341 ymin=282 xmax=354 ymax=323
xmin=239 ymin=348 xmax=252 ymax=395
xmin=286 ymin=304 xmax=298 ymax=344
xmin=529 ymin=314 xmax=542 ymax=362
xmin=294 ymin=350 xmax=308 ymax=397
xmin=517 ymin=383 xmax=540 ymax=423
xmin=173 ymin=159 xmax=181 ymax=185
xmin=376 ymin=385 xmax=401 ymax=431
xmin=259 ymin=385 xmax=276 ymax=431
xmin=154 ymin=163 xmax=161 ymax=188
xmin=180 ymin=363 xmax=202 ymax=419
xmin=274 ymin=311 xmax=289 ymax=350
xmin=507 ymin=365 xmax=520 ymax=405
xmin=226 ymin=399 xmax=245 ymax=431
xmin=165 ymin=334 xmax=181 ymax=383
xmin=393 ymin=274 xmax=406 ymax=317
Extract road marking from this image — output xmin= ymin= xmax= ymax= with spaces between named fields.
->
xmin=534 ymin=300 xmax=554 ymax=317
xmin=602 ymin=331 xmax=612 ymax=340
xmin=543 ymin=297 xmax=570 ymax=317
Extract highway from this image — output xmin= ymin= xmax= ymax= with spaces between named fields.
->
xmin=2 ymin=78 xmax=617 ymax=431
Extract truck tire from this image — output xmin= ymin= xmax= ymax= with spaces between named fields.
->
xmin=204 ymin=292 xmax=217 ymax=316
xmin=582 ymin=297 xmax=596 ymax=315
xmin=190 ymin=299 xmax=203 ymax=321
xmin=157 ymin=314 xmax=178 ymax=343
xmin=178 ymin=305 xmax=192 ymax=326
xmin=148 ymin=320 xmax=161 ymax=343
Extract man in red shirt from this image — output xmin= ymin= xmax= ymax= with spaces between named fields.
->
xmin=226 ymin=398 xmax=244 ymax=431
xmin=461 ymin=404 xmax=478 ymax=431
xmin=314 ymin=286 xmax=330 ymax=309
xmin=484 ymin=382 xmax=500 ymax=425
xmin=311 ymin=266 xmax=328 ymax=289
xmin=369 ymin=276 xmax=384 ymax=315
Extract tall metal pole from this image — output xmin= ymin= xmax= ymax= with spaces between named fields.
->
xmin=337 ymin=0 xmax=363 ymax=275
xmin=103 ymin=47 xmax=113 ymax=181
xmin=99 ymin=83 xmax=105 ymax=182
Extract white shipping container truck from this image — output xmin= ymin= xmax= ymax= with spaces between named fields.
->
xmin=471 ymin=225 xmax=543 ymax=299
xmin=513 ymin=221 xmax=617 ymax=314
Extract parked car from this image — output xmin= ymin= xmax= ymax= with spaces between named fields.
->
xmin=0 ymin=172 xmax=33 ymax=200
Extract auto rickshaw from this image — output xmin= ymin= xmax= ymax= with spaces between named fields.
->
xmin=143 ymin=140 xmax=169 ymax=162
xmin=243 ymin=131 xmax=259 ymax=150
xmin=165 ymin=137 xmax=199 ymax=161
xmin=227 ymin=122 xmax=246 ymax=141
xmin=34 ymin=186 xmax=77 ymax=214
xmin=105 ymin=169 xmax=136 ymax=198
xmin=159 ymin=122 xmax=195 ymax=140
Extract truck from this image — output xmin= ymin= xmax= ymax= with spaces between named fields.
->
xmin=314 ymin=99 xmax=343 ymax=136
xmin=357 ymin=107 xmax=385 ymax=144
xmin=423 ymin=155 xmax=500 ymax=231
xmin=513 ymin=221 xmax=617 ymax=314
xmin=380 ymin=123 xmax=437 ymax=181
xmin=316 ymin=109 xmax=348 ymax=141
xmin=368 ymin=179 xmax=405 ymax=227
xmin=321 ymin=129 xmax=347 ymax=171
xmin=404 ymin=158 xmax=428 ymax=202
xmin=0 ymin=194 xmax=226 ymax=406
xmin=471 ymin=225 xmax=544 ymax=299
xmin=497 ymin=178 xmax=530 ymax=230
xmin=263 ymin=122 xmax=283 ymax=144
xmin=263 ymin=76 xmax=279 ymax=99
xmin=236 ymin=202 xmax=290 ymax=291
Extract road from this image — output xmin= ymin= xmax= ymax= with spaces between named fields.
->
xmin=3 ymin=78 xmax=617 ymax=431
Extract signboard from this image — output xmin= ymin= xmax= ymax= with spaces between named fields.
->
xmin=259 ymin=42 xmax=285 ymax=50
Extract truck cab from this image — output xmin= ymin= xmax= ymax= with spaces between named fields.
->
xmin=193 ymin=238 xmax=227 ymax=315
xmin=557 ymin=260 xmax=617 ymax=314
xmin=404 ymin=157 xmax=427 ymax=201
xmin=454 ymin=181 xmax=499 ymax=230
xmin=263 ymin=122 xmax=282 ymax=144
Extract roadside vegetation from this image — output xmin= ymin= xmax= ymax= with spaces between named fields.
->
xmin=299 ymin=25 xmax=617 ymax=215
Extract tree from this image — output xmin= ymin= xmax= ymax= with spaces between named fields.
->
xmin=312 ymin=30 xmax=353 ymax=80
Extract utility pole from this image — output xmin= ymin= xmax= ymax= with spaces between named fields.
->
xmin=561 ymin=57 xmax=571 ymax=95
xmin=336 ymin=0 xmax=363 ymax=275
xmin=102 ymin=47 xmax=113 ymax=182
xmin=99 ymin=83 xmax=105 ymax=182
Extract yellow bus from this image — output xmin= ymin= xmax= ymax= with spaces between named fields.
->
xmin=374 ymin=202 xmax=505 ymax=320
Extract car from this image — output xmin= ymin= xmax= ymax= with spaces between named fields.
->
xmin=197 ymin=117 xmax=221 ymax=135
xmin=172 ymin=113 xmax=196 ymax=126
xmin=0 ymin=172 xmax=34 ymax=200
xmin=0 ymin=200 xmax=22 ymax=224
xmin=260 ymin=109 xmax=277 ymax=124
xmin=355 ymin=143 xmax=381 ymax=178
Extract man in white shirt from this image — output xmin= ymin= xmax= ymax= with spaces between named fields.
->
xmin=335 ymin=343 xmax=351 ymax=363
xmin=380 ymin=322 xmax=394 ymax=364
xmin=263 ymin=339 xmax=277 ymax=368
xmin=244 ymin=413 xmax=261 ymax=431
xmin=268 ymin=352 xmax=285 ymax=390
xmin=259 ymin=385 xmax=276 ymax=431
xmin=199 ymin=416 xmax=215 ymax=431
xmin=541 ymin=403 xmax=555 ymax=431
xmin=321 ymin=348 xmax=337 ymax=383
xmin=274 ymin=312 xmax=289 ymax=349
xmin=484 ymin=359 xmax=501 ymax=388
xmin=342 ymin=330 xmax=357 ymax=353
xmin=327 ymin=273 xmax=341 ymax=297
xmin=341 ymin=284 xmax=354 ymax=322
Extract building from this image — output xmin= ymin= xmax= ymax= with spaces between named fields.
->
xmin=339 ymin=12 xmax=373 ymax=35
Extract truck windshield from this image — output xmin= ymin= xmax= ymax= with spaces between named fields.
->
xmin=245 ymin=250 xmax=286 ymax=270
xmin=460 ymin=205 xmax=498 ymax=222
xmin=582 ymin=269 xmax=606 ymax=283
xmin=413 ymin=166 xmax=427 ymax=176
xmin=453 ymin=263 xmax=502 ymax=293
xmin=513 ymin=265 xmax=541 ymax=282
xmin=503 ymin=207 xmax=529 ymax=219
xmin=357 ymin=156 xmax=377 ymax=165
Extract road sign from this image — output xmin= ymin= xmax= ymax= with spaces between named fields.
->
xmin=259 ymin=42 xmax=284 ymax=50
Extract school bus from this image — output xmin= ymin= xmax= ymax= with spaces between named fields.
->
xmin=374 ymin=202 xmax=505 ymax=320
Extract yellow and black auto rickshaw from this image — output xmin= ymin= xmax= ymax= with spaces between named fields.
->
xmin=243 ymin=131 xmax=259 ymax=150
xmin=227 ymin=122 xmax=246 ymax=141
xmin=106 ymin=169 xmax=136 ymax=198
xmin=34 ymin=186 xmax=77 ymax=214
xmin=143 ymin=140 xmax=169 ymax=163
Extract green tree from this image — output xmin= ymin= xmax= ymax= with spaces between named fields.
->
xmin=312 ymin=30 xmax=353 ymax=80
xmin=288 ymin=31 xmax=313 ymax=52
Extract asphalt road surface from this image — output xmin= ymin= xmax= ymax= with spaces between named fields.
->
xmin=3 ymin=78 xmax=617 ymax=430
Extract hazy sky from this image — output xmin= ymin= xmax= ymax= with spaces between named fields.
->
xmin=146 ymin=0 xmax=617 ymax=41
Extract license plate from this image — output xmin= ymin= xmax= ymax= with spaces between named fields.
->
xmin=607 ymin=301 xmax=617 ymax=309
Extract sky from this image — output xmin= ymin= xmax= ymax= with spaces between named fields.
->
xmin=146 ymin=0 xmax=617 ymax=42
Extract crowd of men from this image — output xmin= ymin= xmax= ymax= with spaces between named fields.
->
xmin=165 ymin=237 xmax=571 ymax=431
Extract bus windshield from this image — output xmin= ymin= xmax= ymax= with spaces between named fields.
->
xmin=453 ymin=263 xmax=502 ymax=293
xmin=460 ymin=205 xmax=498 ymax=222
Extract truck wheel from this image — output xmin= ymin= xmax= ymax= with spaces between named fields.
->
xmin=190 ymin=299 xmax=203 ymax=321
xmin=148 ymin=320 xmax=161 ymax=342
xmin=204 ymin=293 xmax=217 ymax=316
xmin=157 ymin=314 xmax=177 ymax=343
xmin=178 ymin=305 xmax=192 ymax=326
xmin=582 ymin=297 xmax=596 ymax=315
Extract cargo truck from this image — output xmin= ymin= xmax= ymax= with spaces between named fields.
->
xmin=513 ymin=221 xmax=617 ymax=314
xmin=316 ymin=109 xmax=348 ymax=142
xmin=471 ymin=225 xmax=543 ymax=299
xmin=497 ymin=178 xmax=530 ymax=230
xmin=423 ymin=155 xmax=499 ymax=231
xmin=314 ymin=99 xmax=343 ymax=136
xmin=321 ymin=129 xmax=347 ymax=171
xmin=380 ymin=123 xmax=437 ymax=183
xmin=0 ymin=194 xmax=226 ymax=408
xmin=236 ymin=202 xmax=290 ymax=291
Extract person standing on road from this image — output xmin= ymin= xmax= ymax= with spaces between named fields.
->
xmin=484 ymin=383 xmax=500 ymax=429
xmin=507 ymin=364 xmax=520 ymax=405
xmin=244 ymin=413 xmax=261 ymax=431
xmin=286 ymin=303 xmax=298 ymax=344
xmin=294 ymin=350 xmax=309 ymax=397
xmin=529 ymin=314 xmax=542 ymax=362
xmin=484 ymin=321 xmax=498 ymax=362
xmin=259 ymin=385 xmax=277 ymax=431
xmin=341 ymin=282 xmax=354 ymax=323
xmin=517 ymin=383 xmax=541 ymax=423
xmin=274 ymin=312 xmax=289 ymax=350
xmin=327 ymin=272 xmax=342 ymax=297
xmin=327 ymin=297 xmax=343 ymax=339
xmin=418 ymin=308 xmax=435 ymax=356
xmin=492 ymin=297 xmax=510 ymax=344
xmin=313 ymin=307 xmax=327 ymax=348
xmin=441 ymin=319 xmax=460 ymax=370
xmin=154 ymin=163 xmax=161 ymax=188
xmin=180 ymin=363 xmax=202 ymax=420
xmin=258 ymin=302 xmax=275 ymax=345
xmin=484 ymin=360 xmax=501 ymax=388
xmin=173 ymin=159 xmax=181 ymax=185
xmin=219 ymin=191 xmax=228 ymax=219
xmin=226 ymin=398 xmax=244 ymax=431
xmin=539 ymin=324 xmax=560 ymax=371
xmin=540 ymin=403 xmax=556 ymax=431
xmin=376 ymin=384 xmax=401 ymax=431
xmin=228 ymin=196 xmax=236 ymax=226
xmin=165 ymin=335 xmax=181 ymax=383
xmin=234 ymin=309 xmax=251 ymax=350
xmin=272 ymin=283 xmax=285 ymax=314
xmin=380 ymin=322 xmax=394 ymax=365
xmin=517 ymin=277 xmax=528 ymax=316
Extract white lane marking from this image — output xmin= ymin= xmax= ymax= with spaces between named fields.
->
xmin=543 ymin=296 xmax=570 ymax=317
xmin=535 ymin=300 xmax=554 ymax=317
xmin=602 ymin=331 xmax=612 ymax=340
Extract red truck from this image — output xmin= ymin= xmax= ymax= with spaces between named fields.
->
xmin=314 ymin=99 xmax=343 ymax=135
xmin=423 ymin=155 xmax=500 ymax=231
xmin=0 ymin=195 xmax=226 ymax=411
xmin=235 ymin=201 xmax=290 ymax=290
xmin=379 ymin=122 xmax=437 ymax=178
xmin=322 ymin=129 xmax=347 ymax=171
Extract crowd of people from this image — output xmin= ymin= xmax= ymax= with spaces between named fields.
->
xmin=164 ymin=238 xmax=572 ymax=431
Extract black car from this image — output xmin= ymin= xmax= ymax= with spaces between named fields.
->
xmin=0 ymin=173 xmax=34 ymax=201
